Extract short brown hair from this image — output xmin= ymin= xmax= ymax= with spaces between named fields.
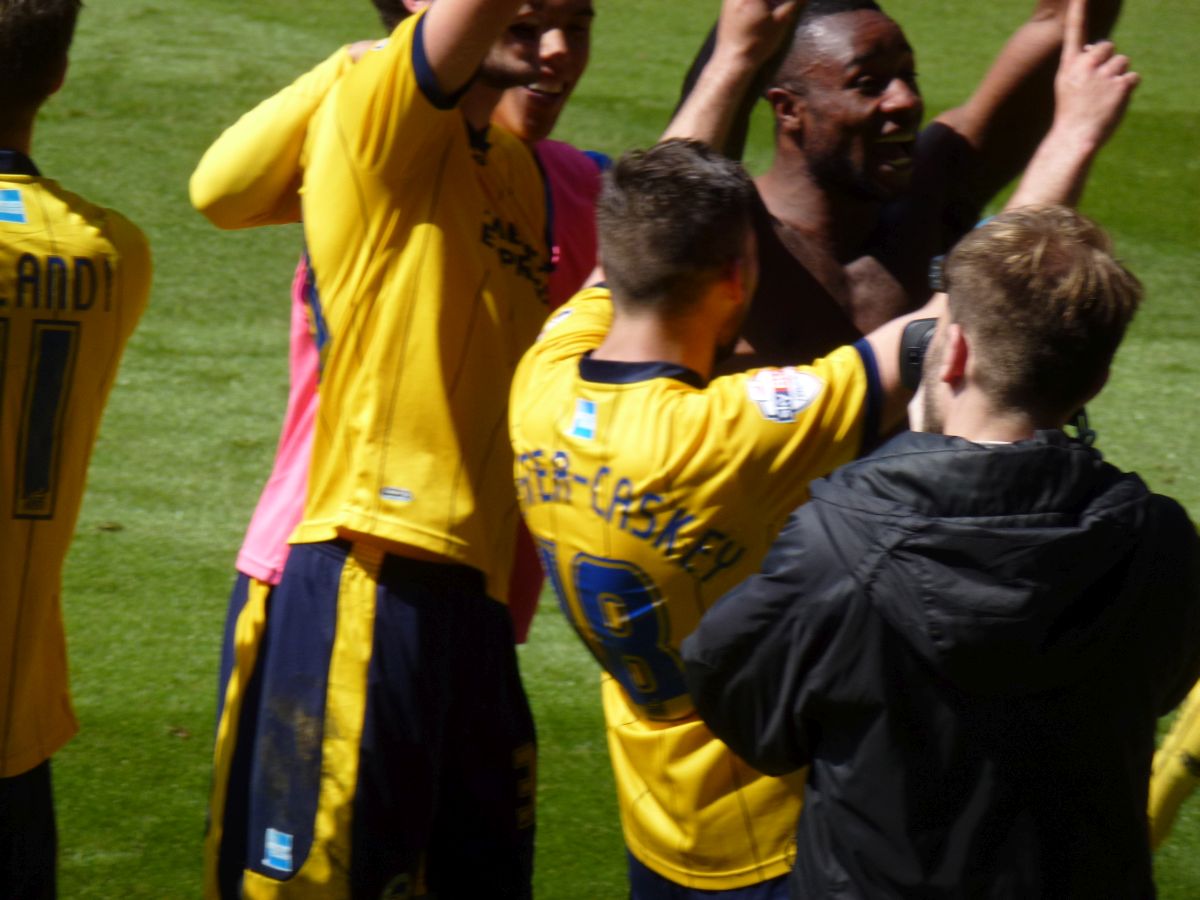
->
xmin=943 ymin=205 xmax=1143 ymax=422
xmin=0 ymin=0 xmax=80 ymax=111
xmin=597 ymin=139 xmax=756 ymax=316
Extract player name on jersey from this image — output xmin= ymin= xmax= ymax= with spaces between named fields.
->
xmin=515 ymin=447 xmax=748 ymax=584
xmin=0 ymin=252 xmax=117 ymax=312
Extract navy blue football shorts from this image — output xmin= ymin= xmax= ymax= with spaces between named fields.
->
xmin=0 ymin=759 xmax=56 ymax=900
xmin=205 ymin=542 xmax=536 ymax=899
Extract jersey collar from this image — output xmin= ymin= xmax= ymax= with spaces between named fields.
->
xmin=579 ymin=353 xmax=705 ymax=389
xmin=0 ymin=149 xmax=39 ymax=177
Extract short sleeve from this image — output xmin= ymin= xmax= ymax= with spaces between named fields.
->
xmin=710 ymin=343 xmax=875 ymax=525
xmin=332 ymin=11 xmax=461 ymax=175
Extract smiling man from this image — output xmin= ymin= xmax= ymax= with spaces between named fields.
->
xmin=492 ymin=0 xmax=591 ymax=141
xmin=191 ymin=3 xmax=603 ymax=891
xmin=191 ymin=1 xmax=556 ymax=897
xmin=681 ymin=0 xmax=1121 ymax=367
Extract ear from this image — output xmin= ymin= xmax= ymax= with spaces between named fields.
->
xmin=48 ymin=56 xmax=68 ymax=98
xmin=715 ymin=256 xmax=744 ymax=302
xmin=730 ymin=258 xmax=752 ymax=309
xmin=730 ymin=227 xmax=759 ymax=306
xmin=1081 ymin=366 xmax=1110 ymax=405
xmin=939 ymin=322 xmax=968 ymax=385
xmin=765 ymin=86 xmax=805 ymax=136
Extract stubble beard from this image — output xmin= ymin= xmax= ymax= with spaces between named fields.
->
xmin=809 ymin=149 xmax=903 ymax=204
xmin=918 ymin=335 xmax=945 ymax=434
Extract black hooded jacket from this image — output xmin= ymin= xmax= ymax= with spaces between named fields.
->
xmin=682 ymin=430 xmax=1200 ymax=899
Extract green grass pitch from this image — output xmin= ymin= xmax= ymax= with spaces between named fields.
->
xmin=36 ymin=0 xmax=1200 ymax=896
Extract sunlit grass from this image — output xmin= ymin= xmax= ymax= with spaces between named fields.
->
xmin=44 ymin=1 xmax=1200 ymax=896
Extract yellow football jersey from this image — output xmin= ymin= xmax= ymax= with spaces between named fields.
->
xmin=510 ymin=285 xmax=880 ymax=888
xmin=0 ymin=156 xmax=151 ymax=777
xmin=293 ymin=12 xmax=550 ymax=602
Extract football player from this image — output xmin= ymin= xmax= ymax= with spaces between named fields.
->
xmin=0 ymin=1 xmax=151 ymax=895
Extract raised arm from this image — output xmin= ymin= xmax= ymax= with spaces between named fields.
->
xmin=420 ymin=0 xmax=537 ymax=99
xmin=1005 ymin=0 xmax=1137 ymax=209
xmin=866 ymin=0 xmax=1134 ymax=431
xmin=190 ymin=46 xmax=357 ymax=228
xmin=933 ymin=0 xmax=1122 ymax=209
xmin=663 ymin=0 xmax=800 ymax=149
xmin=862 ymin=292 xmax=947 ymax=433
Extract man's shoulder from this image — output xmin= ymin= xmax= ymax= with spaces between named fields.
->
xmin=1141 ymin=489 xmax=1200 ymax=558
xmin=514 ymin=288 xmax=610 ymax=383
xmin=10 ymin=177 xmax=148 ymax=255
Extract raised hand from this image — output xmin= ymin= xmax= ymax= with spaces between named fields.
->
xmin=664 ymin=0 xmax=802 ymax=147
xmin=1053 ymin=0 xmax=1140 ymax=152
xmin=1004 ymin=0 xmax=1138 ymax=209
xmin=714 ymin=0 xmax=803 ymax=70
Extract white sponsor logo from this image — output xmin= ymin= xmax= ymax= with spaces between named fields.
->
xmin=380 ymin=487 xmax=414 ymax=503
xmin=263 ymin=828 xmax=294 ymax=873
xmin=746 ymin=368 xmax=824 ymax=423
xmin=0 ymin=189 xmax=26 ymax=224
xmin=537 ymin=307 xmax=574 ymax=340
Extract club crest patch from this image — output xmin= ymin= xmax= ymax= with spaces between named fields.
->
xmin=746 ymin=368 xmax=823 ymax=423
xmin=0 ymin=189 xmax=27 ymax=224
xmin=571 ymin=398 xmax=597 ymax=439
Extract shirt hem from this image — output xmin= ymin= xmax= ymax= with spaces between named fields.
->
xmin=290 ymin=514 xmax=508 ymax=601
xmin=0 ymin=718 xmax=78 ymax=779
xmin=625 ymin=842 xmax=793 ymax=891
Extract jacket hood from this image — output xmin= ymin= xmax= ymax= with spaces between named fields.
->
xmin=809 ymin=429 xmax=1154 ymax=695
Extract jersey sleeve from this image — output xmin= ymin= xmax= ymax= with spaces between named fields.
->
xmin=712 ymin=340 xmax=880 ymax=526
xmin=189 ymin=46 xmax=354 ymax=229
xmin=331 ymin=11 xmax=465 ymax=179
xmin=531 ymin=285 xmax=613 ymax=357
xmin=509 ymin=285 xmax=613 ymax=436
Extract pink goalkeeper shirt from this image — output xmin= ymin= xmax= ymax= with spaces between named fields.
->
xmin=234 ymin=257 xmax=320 ymax=584
xmin=235 ymin=139 xmax=605 ymax=639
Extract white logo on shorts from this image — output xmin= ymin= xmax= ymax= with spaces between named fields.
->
xmin=263 ymin=828 xmax=294 ymax=873
xmin=381 ymin=487 xmax=414 ymax=503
